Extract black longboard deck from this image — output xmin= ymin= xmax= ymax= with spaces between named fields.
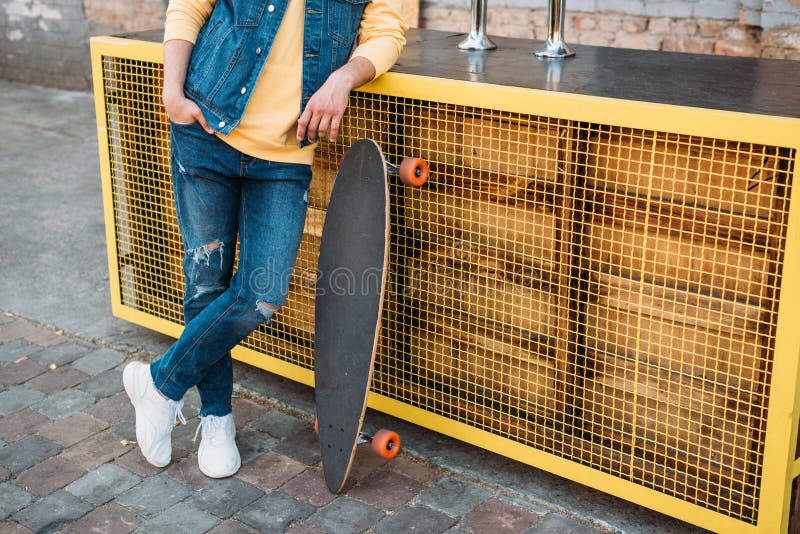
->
xmin=314 ymin=139 xmax=389 ymax=493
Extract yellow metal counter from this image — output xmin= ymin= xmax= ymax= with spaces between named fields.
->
xmin=90 ymin=28 xmax=800 ymax=532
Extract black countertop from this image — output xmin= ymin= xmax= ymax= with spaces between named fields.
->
xmin=113 ymin=27 xmax=800 ymax=119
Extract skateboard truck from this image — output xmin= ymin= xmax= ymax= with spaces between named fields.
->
xmin=315 ymin=419 xmax=401 ymax=460
xmin=338 ymin=153 xmax=429 ymax=187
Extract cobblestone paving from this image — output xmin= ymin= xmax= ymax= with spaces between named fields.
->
xmin=0 ymin=314 xmax=605 ymax=533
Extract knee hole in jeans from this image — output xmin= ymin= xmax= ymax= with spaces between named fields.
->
xmin=187 ymin=241 xmax=227 ymax=300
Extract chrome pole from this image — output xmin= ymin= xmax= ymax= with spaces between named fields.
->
xmin=458 ymin=0 xmax=496 ymax=50
xmin=535 ymin=0 xmax=575 ymax=58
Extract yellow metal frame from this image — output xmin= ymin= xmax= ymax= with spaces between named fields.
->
xmin=90 ymin=35 xmax=800 ymax=533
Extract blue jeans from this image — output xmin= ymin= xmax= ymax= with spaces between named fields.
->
xmin=150 ymin=121 xmax=312 ymax=417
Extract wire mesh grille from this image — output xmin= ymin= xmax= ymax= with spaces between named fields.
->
xmin=102 ymin=57 xmax=183 ymax=323
xmin=100 ymin=56 xmax=795 ymax=524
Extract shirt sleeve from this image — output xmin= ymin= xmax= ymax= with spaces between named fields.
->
xmin=350 ymin=0 xmax=408 ymax=80
xmin=164 ymin=0 xmax=217 ymax=44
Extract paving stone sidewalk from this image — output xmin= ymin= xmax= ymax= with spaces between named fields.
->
xmin=0 ymin=313 xmax=609 ymax=534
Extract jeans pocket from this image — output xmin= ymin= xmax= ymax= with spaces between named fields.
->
xmin=169 ymin=119 xmax=200 ymax=128
xmin=169 ymin=120 xmax=211 ymax=183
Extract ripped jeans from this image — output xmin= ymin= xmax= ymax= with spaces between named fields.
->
xmin=150 ymin=121 xmax=311 ymax=417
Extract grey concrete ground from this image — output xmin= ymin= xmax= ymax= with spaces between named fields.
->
xmin=0 ymin=80 xmax=707 ymax=533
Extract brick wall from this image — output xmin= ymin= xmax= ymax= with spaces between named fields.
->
xmin=0 ymin=0 xmax=165 ymax=91
xmin=421 ymin=1 xmax=800 ymax=59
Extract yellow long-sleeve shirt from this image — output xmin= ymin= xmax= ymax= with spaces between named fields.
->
xmin=165 ymin=0 xmax=407 ymax=164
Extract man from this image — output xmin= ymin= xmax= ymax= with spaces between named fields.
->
xmin=123 ymin=0 xmax=407 ymax=478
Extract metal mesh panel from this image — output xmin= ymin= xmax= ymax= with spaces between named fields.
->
xmin=102 ymin=56 xmax=183 ymax=323
xmin=575 ymin=126 xmax=789 ymax=521
xmin=374 ymin=96 xmax=578 ymax=455
xmin=99 ymin=56 xmax=795 ymax=525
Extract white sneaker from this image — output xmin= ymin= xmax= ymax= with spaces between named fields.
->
xmin=122 ymin=361 xmax=186 ymax=468
xmin=194 ymin=413 xmax=241 ymax=478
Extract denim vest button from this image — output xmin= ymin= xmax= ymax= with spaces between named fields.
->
xmin=268 ymin=4 xmax=275 ymax=12
xmin=218 ymin=121 xmax=226 ymax=128
xmin=240 ymin=87 xmax=247 ymax=94
xmin=256 ymin=47 xmax=262 ymax=54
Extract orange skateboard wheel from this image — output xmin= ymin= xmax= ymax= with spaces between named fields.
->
xmin=371 ymin=429 xmax=401 ymax=459
xmin=314 ymin=418 xmax=319 ymax=436
xmin=398 ymin=157 xmax=429 ymax=187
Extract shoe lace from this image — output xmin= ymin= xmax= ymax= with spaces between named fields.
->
xmin=173 ymin=399 xmax=187 ymax=426
xmin=193 ymin=415 xmax=227 ymax=445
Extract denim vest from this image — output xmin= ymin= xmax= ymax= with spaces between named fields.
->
xmin=184 ymin=0 xmax=368 ymax=136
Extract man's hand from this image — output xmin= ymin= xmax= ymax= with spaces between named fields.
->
xmin=163 ymin=92 xmax=214 ymax=133
xmin=296 ymin=56 xmax=376 ymax=144
xmin=163 ymin=39 xmax=214 ymax=134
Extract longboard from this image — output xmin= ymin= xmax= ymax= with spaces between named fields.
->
xmin=314 ymin=139 xmax=427 ymax=493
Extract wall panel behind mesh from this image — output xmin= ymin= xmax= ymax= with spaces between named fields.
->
xmin=574 ymin=126 xmax=790 ymax=521
xmin=337 ymin=95 xmax=793 ymax=523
